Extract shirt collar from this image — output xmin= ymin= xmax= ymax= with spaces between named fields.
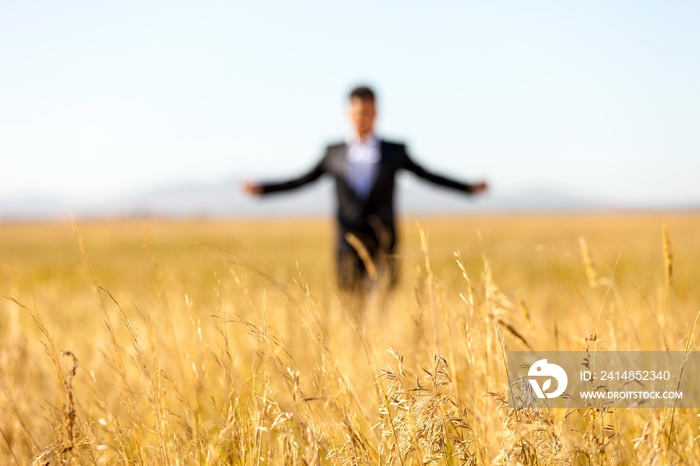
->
xmin=346 ymin=131 xmax=379 ymax=147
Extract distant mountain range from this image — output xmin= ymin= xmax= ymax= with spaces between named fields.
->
xmin=1 ymin=176 xmax=697 ymax=221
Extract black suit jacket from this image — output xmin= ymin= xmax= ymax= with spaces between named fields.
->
xmin=260 ymin=140 xmax=477 ymax=252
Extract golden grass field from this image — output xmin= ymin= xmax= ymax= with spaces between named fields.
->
xmin=1 ymin=213 xmax=699 ymax=465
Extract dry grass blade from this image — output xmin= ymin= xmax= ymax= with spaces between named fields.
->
xmin=344 ymin=232 xmax=378 ymax=281
xmin=662 ymin=224 xmax=673 ymax=305
xmin=579 ymin=236 xmax=599 ymax=289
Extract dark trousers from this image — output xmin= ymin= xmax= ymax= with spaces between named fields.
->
xmin=335 ymin=227 xmax=399 ymax=291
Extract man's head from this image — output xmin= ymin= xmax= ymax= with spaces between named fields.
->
xmin=348 ymin=85 xmax=376 ymax=140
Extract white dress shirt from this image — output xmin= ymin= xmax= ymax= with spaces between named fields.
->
xmin=344 ymin=132 xmax=381 ymax=199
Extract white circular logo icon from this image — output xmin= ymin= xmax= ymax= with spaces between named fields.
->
xmin=528 ymin=359 xmax=568 ymax=399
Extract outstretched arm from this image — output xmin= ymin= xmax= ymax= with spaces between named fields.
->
xmin=243 ymin=151 xmax=327 ymax=195
xmin=401 ymin=147 xmax=487 ymax=194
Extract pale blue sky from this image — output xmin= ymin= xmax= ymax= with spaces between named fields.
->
xmin=2 ymin=1 xmax=699 ymax=206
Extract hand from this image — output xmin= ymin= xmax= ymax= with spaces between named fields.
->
xmin=470 ymin=181 xmax=488 ymax=194
xmin=242 ymin=182 xmax=263 ymax=195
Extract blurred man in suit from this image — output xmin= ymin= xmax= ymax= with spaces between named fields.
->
xmin=243 ymin=86 xmax=488 ymax=292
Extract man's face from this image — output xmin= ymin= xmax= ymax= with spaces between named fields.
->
xmin=349 ymin=97 xmax=376 ymax=137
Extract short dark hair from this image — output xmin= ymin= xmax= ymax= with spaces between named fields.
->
xmin=349 ymin=85 xmax=375 ymax=102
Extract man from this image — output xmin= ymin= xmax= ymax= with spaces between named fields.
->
xmin=243 ymin=86 xmax=488 ymax=291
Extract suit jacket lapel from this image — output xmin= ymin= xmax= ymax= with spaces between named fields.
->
xmin=333 ymin=143 xmax=364 ymax=204
xmin=361 ymin=140 xmax=388 ymax=207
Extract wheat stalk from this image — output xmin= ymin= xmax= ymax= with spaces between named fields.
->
xmin=662 ymin=224 xmax=673 ymax=308
xmin=579 ymin=236 xmax=599 ymax=288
